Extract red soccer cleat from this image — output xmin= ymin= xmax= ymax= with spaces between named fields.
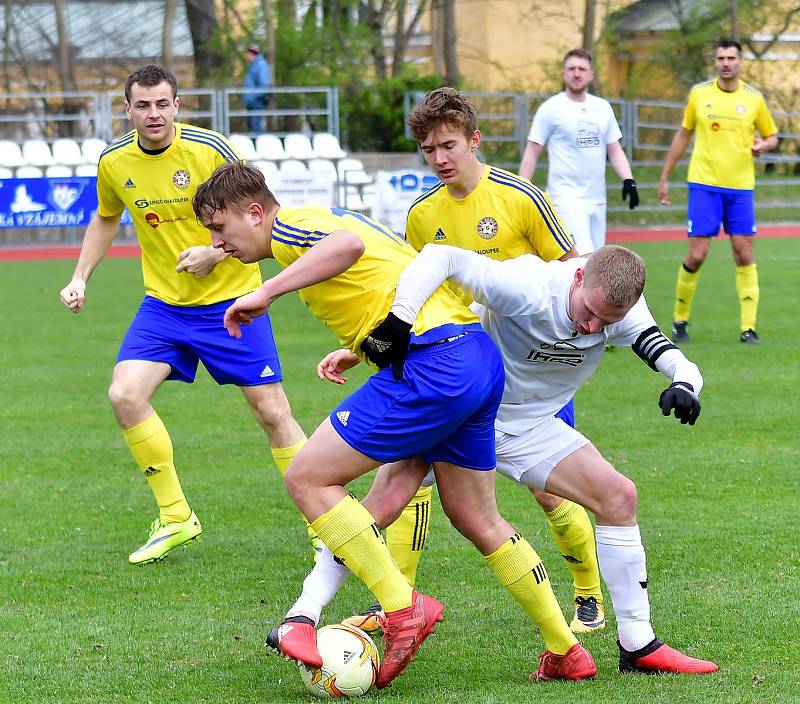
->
xmin=265 ymin=616 xmax=323 ymax=668
xmin=376 ymin=591 xmax=444 ymax=689
xmin=619 ymin=639 xmax=719 ymax=674
xmin=531 ymin=642 xmax=598 ymax=682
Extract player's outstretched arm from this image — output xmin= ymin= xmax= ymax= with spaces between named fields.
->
xmin=224 ymin=230 xmax=365 ymax=338
xmin=59 ymin=212 xmax=121 ymax=313
xmin=176 ymin=246 xmax=229 ymax=277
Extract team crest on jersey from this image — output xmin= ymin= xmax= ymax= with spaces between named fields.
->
xmin=173 ymin=169 xmax=191 ymax=189
xmin=736 ymin=104 xmax=746 ymax=114
xmin=477 ymin=217 xmax=498 ymax=240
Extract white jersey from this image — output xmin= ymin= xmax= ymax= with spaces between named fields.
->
xmin=528 ymin=92 xmax=622 ymax=204
xmin=393 ymin=245 xmax=703 ymax=436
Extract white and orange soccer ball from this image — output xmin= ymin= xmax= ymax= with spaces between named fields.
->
xmin=299 ymin=623 xmax=380 ymax=698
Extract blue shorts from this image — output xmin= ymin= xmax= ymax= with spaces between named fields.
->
xmin=117 ymin=295 xmax=282 ymax=385
xmin=687 ymin=184 xmax=756 ymax=237
xmin=555 ymin=399 xmax=575 ymax=428
xmin=330 ymin=331 xmax=504 ymax=470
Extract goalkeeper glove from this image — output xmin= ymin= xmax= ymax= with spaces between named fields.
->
xmin=659 ymin=382 xmax=700 ymax=425
xmin=361 ymin=313 xmax=412 ymax=381
xmin=622 ymin=179 xmax=639 ymax=210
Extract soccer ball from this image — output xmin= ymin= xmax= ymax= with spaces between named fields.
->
xmin=299 ymin=623 xmax=380 ymax=698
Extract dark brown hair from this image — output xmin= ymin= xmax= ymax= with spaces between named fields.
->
xmin=193 ymin=161 xmax=279 ymax=221
xmin=406 ymin=87 xmax=478 ymax=142
xmin=563 ymin=48 xmax=592 ymax=65
xmin=124 ymin=65 xmax=178 ymax=103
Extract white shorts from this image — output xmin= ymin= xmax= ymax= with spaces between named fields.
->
xmin=552 ymin=199 xmax=607 ymax=255
xmin=495 ymin=416 xmax=589 ymax=490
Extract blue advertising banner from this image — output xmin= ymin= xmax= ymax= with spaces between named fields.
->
xmin=0 ymin=177 xmax=131 ymax=228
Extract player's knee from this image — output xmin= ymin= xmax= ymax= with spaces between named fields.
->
xmin=107 ymin=379 xmax=146 ymax=417
xmin=250 ymin=389 xmax=295 ymax=433
xmin=597 ymin=473 xmax=638 ymax=522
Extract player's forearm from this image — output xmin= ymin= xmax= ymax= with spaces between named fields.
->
xmin=608 ymin=142 xmax=634 ymax=181
xmin=263 ymin=230 xmax=364 ymax=300
xmin=660 ymin=129 xmax=691 ymax=181
xmin=655 ymin=348 xmax=703 ymax=395
xmin=518 ymin=142 xmax=542 ymax=180
xmin=72 ymin=212 xmax=121 ymax=282
xmin=392 ymin=244 xmax=477 ymax=323
xmin=762 ymin=134 xmax=779 ymax=152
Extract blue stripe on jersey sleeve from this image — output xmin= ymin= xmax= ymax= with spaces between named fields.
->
xmin=407 ymin=181 xmax=444 ymax=212
xmin=273 ymin=219 xmax=327 ymax=247
xmin=181 ymin=128 xmax=239 ymax=160
xmin=180 ymin=133 xmax=239 ymax=162
xmin=99 ymin=135 xmax=135 ymax=160
xmin=487 ymin=170 xmax=573 ymax=252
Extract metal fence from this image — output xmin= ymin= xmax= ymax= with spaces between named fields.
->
xmin=405 ymin=90 xmax=800 ymax=214
xmin=0 ymin=86 xmax=340 ymax=142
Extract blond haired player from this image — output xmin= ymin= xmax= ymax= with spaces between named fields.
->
xmin=192 ymin=161 xmax=597 ymax=687
xmin=347 ymin=86 xmax=606 ymax=637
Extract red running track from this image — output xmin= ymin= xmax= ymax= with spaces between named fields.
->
xmin=1 ymin=225 xmax=798 ymax=261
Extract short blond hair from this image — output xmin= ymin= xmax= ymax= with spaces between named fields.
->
xmin=583 ymin=245 xmax=646 ymax=307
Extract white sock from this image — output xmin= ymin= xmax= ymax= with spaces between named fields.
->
xmin=285 ymin=546 xmax=351 ymax=624
xmin=595 ymin=524 xmax=656 ymax=651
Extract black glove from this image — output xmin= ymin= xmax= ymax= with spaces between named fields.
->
xmin=659 ymin=382 xmax=700 ymax=425
xmin=361 ymin=312 xmax=412 ymax=381
xmin=622 ymin=179 xmax=639 ymax=210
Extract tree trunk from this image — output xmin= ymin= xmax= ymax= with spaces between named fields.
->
xmin=185 ymin=0 xmax=222 ymax=85
xmin=441 ymin=0 xmax=459 ymax=86
xmin=53 ymin=0 xmax=75 ymax=92
xmin=363 ymin=0 xmax=387 ymax=81
xmin=582 ymin=0 xmax=596 ymax=54
xmin=731 ymin=0 xmax=739 ymax=42
xmin=162 ymin=0 xmax=177 ymax=70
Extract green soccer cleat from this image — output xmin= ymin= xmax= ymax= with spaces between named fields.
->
xmin=128 ymin=511 xmax=202 ymax=564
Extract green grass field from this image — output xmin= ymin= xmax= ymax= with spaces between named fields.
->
xmin=1 ymin=239 xmax=798 ymax=703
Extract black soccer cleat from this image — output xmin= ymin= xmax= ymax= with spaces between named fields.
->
xmin=740 ymin=329 xmax=761 ymax=345
xmin=671 ymin=320 xmax=690 ymax=344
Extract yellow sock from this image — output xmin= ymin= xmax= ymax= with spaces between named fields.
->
xmin=545 ymin=500 xmax=602 ymax=602
xmin=736 ymin=263 xmax=759 ymax=332
xmin=387 ymin=484 xmax=433 ymax=587
xmin=311 ymin=494 xmax=412 ymax=612
xmin=486 ymin=534 xmax=577 ymax=655
xmin=122 ymin=412 xmax=190 ymax=524
xmin=272 ymin=436 xmax=320 ymax=545
xmin=674 ymin=263 xmax=700 ymax=322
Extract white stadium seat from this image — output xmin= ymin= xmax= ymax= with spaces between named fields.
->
xmin=52 ymin=138 xmax=84 ymax=166
xmin=283 ymin=133 xmax=315 ymax=160
xmin=74 ymin=163 xmax=99 ymax=177
xmin=45 ymin=165 xmax=73 ymax=177
xmin=255 ymin=134 xmax=286 ymax=161
xmin=81 ymin=138 xmax=107 ymax=164
xmin=0 ymin=140 xmax=26 ymax=168
xmin=279 ymin=159 xmax=307 ymax=173
xmin=307 ymin=158 xmax=338 ymax=178
xmin=22 ymin=139 xmax=54 ymax=167
xmin=16 ymin=165 xmax=44 ymax=178
xmin=229 ymin=134 xmax=258 ymax=161
xmin=0 ymin=166 xmax=13 ymax=179
xmin=312 ymin=132 xmax=346 ymax=159
xmin=337 ymin=157 xmax=372 ymax=185
xmin=253 ymin=160 xmax=279 ymax=176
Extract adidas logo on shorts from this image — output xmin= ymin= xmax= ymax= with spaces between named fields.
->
xmin=260 ymin=365 xmax=275 ymax=378
xmin=336 ymin=410 xmax=350 ymax=426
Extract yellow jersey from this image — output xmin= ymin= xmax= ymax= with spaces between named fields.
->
xmin=682 ymin=79 xmax=778 ymax=191
xmin=406 ymin=164 xmax=573 ymax=303
xmin=270 ymin=206 xmax=479 ymax=357
xmin=97 ymin=122 xmax=262 ymax=306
